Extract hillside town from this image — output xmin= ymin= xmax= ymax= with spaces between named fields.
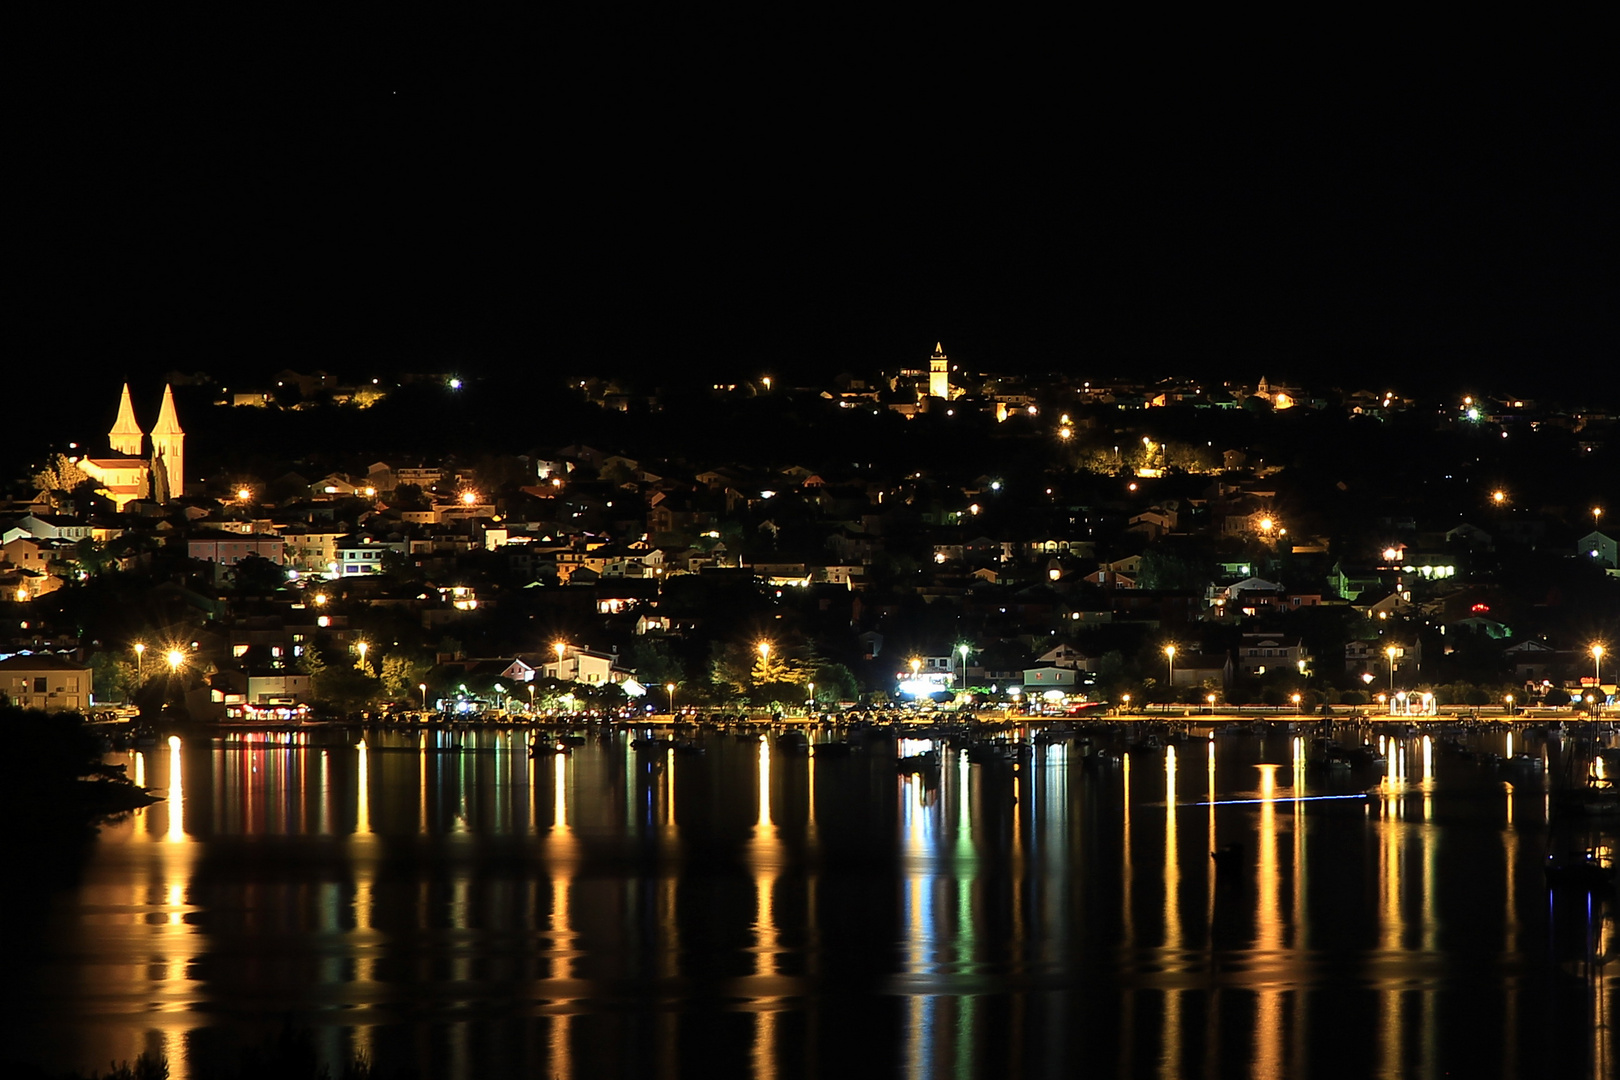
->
xmin=3 ymin=348 xmax=1615 ymax=721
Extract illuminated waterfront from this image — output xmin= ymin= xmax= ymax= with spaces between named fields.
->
xmin=14 ymin=724 xmax=1617 ymax=1079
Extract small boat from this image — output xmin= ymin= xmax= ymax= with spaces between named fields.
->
xmin=897 ymin=750 xmax=939 ymax=773
xmin=1544 ymin=848 xmax=1616 ymax=890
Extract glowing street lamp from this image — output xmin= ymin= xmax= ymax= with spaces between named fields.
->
xmin=461 ymin=490 xmax=478 ymax=506
xmin=236 ymin=486 xmax=252 ymax=502
xmin=1207 ymin=693 xmax=1216 ymax=715
xmin=1165 ymin=644 xmax=1177 ymax=694
xmin=666 ymin=682 xmax=676 ymax=714
xmin=356 ymin=641 xmax=369 ymax=671
xmin=1291 ymin=693 xmax=1302 ymax=715
xmin=958 ymin=644 xmax=971 ymax=692
xmin=419 ymin=682 xmax=428 ymax=710
xmin=1594 ymin=644 xmax=1606 ymax=685
xmin=1504 ymin=694 xmax=1514 ymax=716
xmin=133 ymin=642 xmax=146 ymax=680
xmin=554 ymin=641 xmax=567 ymax=679
xmin=1385 ymin=645 xmax=1398 ymax=694
xmin=1121 ymin=693 xmax=1131 ymax=713
xmin=166 ymin=649 xmax=185 ymax=675
xmin=807 ymin=682 xmax=815 ymax=710
xmin=1491 ymin=490 xmax=1506 ymax=506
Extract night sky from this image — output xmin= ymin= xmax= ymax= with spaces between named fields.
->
xmin=15 ymin=20 xmax=1615 ymax=398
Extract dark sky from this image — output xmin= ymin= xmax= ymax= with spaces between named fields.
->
xmin=15 ymin=18 xmax=1615 ymax=398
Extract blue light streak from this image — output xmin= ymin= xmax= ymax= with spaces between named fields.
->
xmin=1187 ymin=793 xmax=1371 ymax=807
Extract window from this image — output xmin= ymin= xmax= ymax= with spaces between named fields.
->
xmin=34 ymin=677 xmax=47 ymax=693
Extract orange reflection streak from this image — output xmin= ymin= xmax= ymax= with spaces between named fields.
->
xmin=355 ymin=739 xmax=370 ymax=834
xmin=753 ymin=735 xmax=780 ymax=1079
xmin=1122 ymin=751 xmax=1134 ymax=946
xmin=418 ymin=730 xmax=428 ymax=834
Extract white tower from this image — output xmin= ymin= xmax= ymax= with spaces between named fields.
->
xmin=109 ymin=383 xmax=144 ymax=457
xmin=928 ymin=342 xmax=950 ymax=399
xmin=150 ymin=384 xmax=185 ymax=502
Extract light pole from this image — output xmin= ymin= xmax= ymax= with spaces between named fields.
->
xmin=419 ymin=682 xmax=428 ymax=711
xmin=1594 ymin=644 xmax=1605 ymax=686
xmin=554 ymin=641 xmax=567 ymax=680
xmin=166 ymin=649 xmax=184 ymax=677
xmin=666 ymin=682 xmax=676 ymax=715
xmin=527 ymin=685 xmax=535 ymax=713
xmin=356 ymin=640 xmax=369 ymax=672
xmin=1386 ymin=646 xmax=1398 ymax=695
xmin=1164 ymin=645 xmax=1176 ymax=700
xmin=807 ymin=682 xmax=815 ymax=712
xmin=133 ymin=642 xmax=145 ymax=683
xmin=958 ymin=644 xmax=970 ymax=693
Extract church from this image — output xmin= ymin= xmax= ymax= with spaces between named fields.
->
xmin=77 ymin=384 xmax=186 ymax=509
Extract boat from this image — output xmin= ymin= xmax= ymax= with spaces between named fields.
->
xmin=1544 ymin=848 xmax=1616 ymax=890
xmin=897 ymin=750 xmax=939 ymax=773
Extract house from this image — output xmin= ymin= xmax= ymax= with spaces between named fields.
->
xmin=1169 ymin=650 xmax=1234 ymax=689
xmin=0 ymin=654 xmax=93 ymax=712
xmin=1503 ymin=639 xmax=1561 ymax=681
xmin=543 ymin=645 xmax=634 ymax=686
xmin=1237 ymin=634 xmax=1307 ymax=676
xmin=186 ymin=531 xmax=286 ymax=567
xmin=1577 ymin=530 xmax=1617 ymax=570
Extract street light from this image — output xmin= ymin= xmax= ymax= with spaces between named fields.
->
xmin=807 ymin=682 xmax=815 ymax=712
xmin=959 ymin=644 xmax=970 ymax=693
xmin=554 ymin=641 xmax=567 ymax=679
xmin=666 ymin=682 xmax=676 ymax=715
xmin=418 ymin=682 xmax=428 ymax=710
xmin=1504 ymin=694 xmax=1514 ymax=716
xmin=1165 ymin=645 xmax=1177 ymax=696
xmin=166 ymin=649 xmax=184 ymax=674
xmin=1291 ymin=693 xmax=1301 ymax=715
xmin=1121 ymin=693 xmax=1131 ymax=714
xmin=1207 ymin=693 xmax=1216 ymax=715
xmin=133 ymin=642 xmax=145 ymax=680
xmin=1385 ymin=645 xmax=1398 ymax=695
xmin=1594 ymin=644 xmax=1606 ymax=685
xmin=356 ymin=641 xmax=369 ymax=670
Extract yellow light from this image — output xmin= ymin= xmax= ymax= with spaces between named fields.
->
xmin=1595 ymin=645 xmax=1606 ymax=660
xmin=1165 ymin=645 xmax=1176 ymax=660
xmin=1492 ymin=490 xmax=1505 ymax=504
xmin=166 ymin=649 xmax=184 ymax=672
xmin=313 ymin=593 xmax=327 ymax=606
xmin=236 ymin=487 xmax=251 ymax=501
xmin=758 ymin=641 xmax=771 ymax=660
xmin=1259 ymin=517 xmax=1274 ymax=532
xmin=461 ymin=490 xmax=478 ymax=505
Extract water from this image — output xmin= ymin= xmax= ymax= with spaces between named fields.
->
xmin=13 ymin=725 xmax=1617 ymax=1079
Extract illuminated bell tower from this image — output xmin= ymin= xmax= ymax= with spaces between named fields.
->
xmin=149 ymin=383 xmax=185 ymax=502
xmin=928 ymin=342 xmax=950 ymax=399
xmin=109 ymin=383 xmax=144 ymax=456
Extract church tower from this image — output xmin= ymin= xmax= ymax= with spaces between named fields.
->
xmin=149 ymin=384 xmax=185 ymax=502
xmin=109 ymin=383 xmax=144 ymax=457
xmin=928 ymin=342 xmax=950 ymax=399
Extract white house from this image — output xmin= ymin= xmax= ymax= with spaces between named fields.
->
xmin=0 ymin=655 xmax=93 ymax=712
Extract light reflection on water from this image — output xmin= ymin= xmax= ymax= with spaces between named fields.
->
xmin=14 ymin=725 xmax=1619 ymax=1079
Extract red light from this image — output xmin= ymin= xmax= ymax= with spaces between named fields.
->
xmin=1471 ymin=603 xmax=1490 ymax=613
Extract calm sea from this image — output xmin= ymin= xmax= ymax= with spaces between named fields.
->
xmin=12 ymin=724 xmax=1617 ymax=1079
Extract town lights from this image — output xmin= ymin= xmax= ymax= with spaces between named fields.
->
xmin=236 ymin=486 xmax=251 ymax=501
xmin=1492 ymin=490 xmax=1506 ymax=505
xmin=959 ymin=644 xmax=971 ymax=692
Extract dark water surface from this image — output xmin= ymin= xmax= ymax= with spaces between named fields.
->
xmin=14 ymin=725 xmax=1618 ymax=1079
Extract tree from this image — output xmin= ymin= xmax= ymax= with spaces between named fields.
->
xmin=32 ymin=453 xmax=93 ymax=496
xmin=88 ymin=652 xmax=140 ymax=704
xmin=629 ymin=638 xmax=684 ymax=688
xmin=379 ymin=653 xmax=430 ymax=704
xmin=231 ymin=555 xmax=288 ymax=596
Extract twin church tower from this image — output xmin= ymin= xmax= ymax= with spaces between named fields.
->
xmin=90 ymin=383 xmax=185 ymax=506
